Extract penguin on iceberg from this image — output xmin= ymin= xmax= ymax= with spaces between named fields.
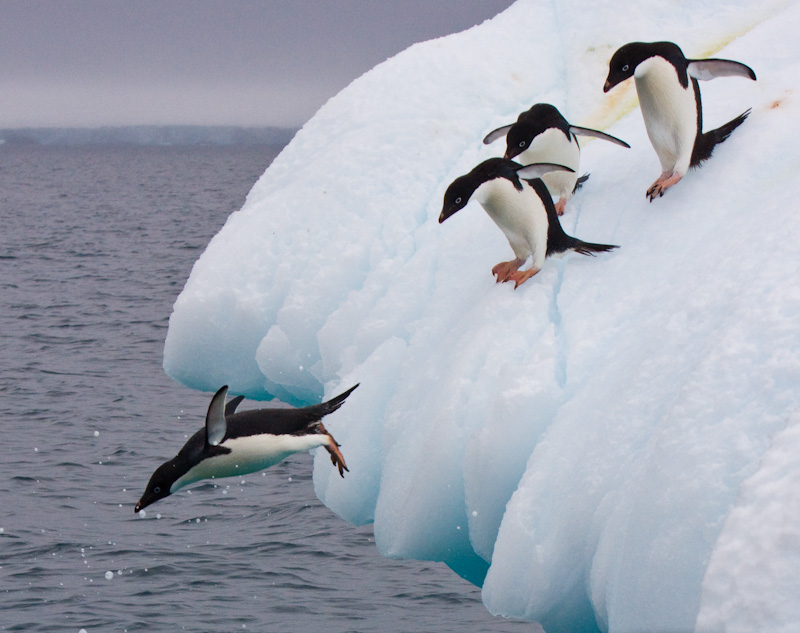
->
xmin=603 ymin=41 xmax=756 ymax=201
xmin=483 ymin=103 xmax=630 ymax=215
xmin=439 ymin=158 xmax=617 ymax=288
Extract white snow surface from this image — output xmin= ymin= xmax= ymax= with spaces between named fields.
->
xmin=163 ymin=1 xmax=800 ymax=631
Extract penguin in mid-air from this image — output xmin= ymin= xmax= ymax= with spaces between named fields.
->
xmin=483 ymin=103 xmax=630 ymax=215
xmin=134 ymin=384 xmax=358 ymax=512
xmin=439 ymin=158 xmax=618 ymax=288
xmin=603 ymin=41 xmax=756 ymax=201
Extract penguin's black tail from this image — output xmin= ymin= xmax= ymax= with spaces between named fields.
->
xmin=572 ymin=173 xmax=590 ymax=193
xmin=318 ymin=384 xmax=359 ymax=417
xmin=571 ymin=240 xmax=619 ymax=257
xmin=691 ymin=109 xmax=751 ymax=167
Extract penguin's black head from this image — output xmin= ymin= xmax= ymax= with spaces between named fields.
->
xmin=440 ymin=159 xmax=523 ymax=223
xmin=135 ymin=459 xmax=178 ymax=513
xmin=604 ymin=41 xmax=687 ymax=92
xmin=440 ymin=174 xmax=477 ymax=223
xmin=504 ymin=104 xmax=570 ymax=160
xmin=503 ymin=125 xmax=535 ymax=161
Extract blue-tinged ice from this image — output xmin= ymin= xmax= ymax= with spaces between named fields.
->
xmin=163 ymin=0 xmax=800 ymax=631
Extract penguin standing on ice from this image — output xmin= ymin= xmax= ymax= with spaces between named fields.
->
xmin=439 ymin=158 xmax=617 ymax=288
xmin=483 ymin=103 xmax=630 ymax=215
xmin=603 ymin=41 xmax=756 ymax=201
xmin=134 ymin=384 xmax=358 ymax=512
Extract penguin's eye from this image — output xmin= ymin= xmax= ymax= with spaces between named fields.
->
xmin=455 ymin=197 xmax=462 ymax=204
xmin=622 ymin=64 xmax=629 ymax=72
xmin=153 ymin=486 xmax=161 ymax=494
xmin=518 ymin=141 xmax=526 ymax=148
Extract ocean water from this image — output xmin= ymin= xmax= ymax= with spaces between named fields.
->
xmin=0 ymin=143 xmax=536 ymax=633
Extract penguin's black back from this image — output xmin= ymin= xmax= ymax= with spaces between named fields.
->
xmin=171 ymin=384 xmax=359 ymax=466
xmin=517 ymin=103 xmax=572 ymax=140
xmin=224 ymin=384 xmax=359 ymax=440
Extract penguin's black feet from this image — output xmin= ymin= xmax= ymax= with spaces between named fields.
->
xmin=492 ymin=258 xmax=525 ymax=283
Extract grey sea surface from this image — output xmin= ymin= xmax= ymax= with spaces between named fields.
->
xmin=0 ymin=143 xmax=537 ymax=632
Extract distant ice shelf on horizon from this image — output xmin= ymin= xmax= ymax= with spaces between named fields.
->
xmin=0 ymin=125 xmax=297 ymax=147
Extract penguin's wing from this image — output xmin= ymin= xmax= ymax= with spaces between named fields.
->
xmin=688 ymin=59 xmax=756 ymax=81
xmin=516 ymin=162 xmax=575 ymax=180
xmin=224 ymin=395 xmax=245 ymax=417
xmin=569 ymin=126 xmax=631 ymax=148
xmin=205 ymin=386 xmax=228 ymax=447
xmin=483 ymin=124 xmax=514 ymax=145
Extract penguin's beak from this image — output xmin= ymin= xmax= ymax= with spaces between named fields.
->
xmin=603 ymin=79 xmax=614 ymax=93
xmin=439 ymin=204 xmax=459 ymax=223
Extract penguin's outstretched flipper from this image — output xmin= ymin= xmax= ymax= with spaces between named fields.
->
xmin=569 ymin=126 xmax=631 ymax=148
xmin=688 ymin=59 xmax=756 ymax=81
xmin=224 ymin=394 xmax=245 ymax=417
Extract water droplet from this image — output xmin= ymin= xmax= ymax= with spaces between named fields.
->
xmin=104 ymin=571 xmax=114 ymax=580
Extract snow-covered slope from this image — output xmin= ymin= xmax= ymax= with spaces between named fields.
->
xmin=163 ymin=1 xmax=800 ymax=631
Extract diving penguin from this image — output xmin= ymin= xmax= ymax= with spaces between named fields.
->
xmin=483 ymin=103 xmax=630 ymax=215
xmin=439 ymin=158 xmax=618 ymax=288
xmin=134 ymin=384 xmax=358 ymax=512
xmin=603 ymin=41 xmax=756 ymax=201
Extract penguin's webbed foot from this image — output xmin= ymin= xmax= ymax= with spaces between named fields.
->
xmin=492 ymin=259 xmax=525 ymax=283
xmin=324 ymin=435 xmax=349 ymax=478
xmin=555 ymin=198 xmax=568 ymax=216
xmin=508 ymin=266 xmax=541 ymax=289
xmin=646 ymin=172 xmax=683 ymax=202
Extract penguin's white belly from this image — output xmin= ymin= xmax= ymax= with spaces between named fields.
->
xmin=518 ymin=128 xmax=580 ymax=200
xmin=634 ymin=57 xmax=697 ymax=175
xmin=171 ymin=434 xmax=328 ymax=492
xmin=475 ymin=180 xmax=548 ymax=267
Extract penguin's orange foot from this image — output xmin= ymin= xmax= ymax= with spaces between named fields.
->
xmin=555 ymin=198 xmax=567 ymax=216
xmin=492 ymin=259 xmax=524 ymax=283
xmin=324 ymin=435 xmax=349 ymax=478
xmin=507 ymin=266 xmax=541 ymax=289
xmin=646 ymin=172 xmax=683 ymax=202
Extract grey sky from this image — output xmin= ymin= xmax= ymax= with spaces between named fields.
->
xmin=0 ymin=1 xmax=515 ymax=129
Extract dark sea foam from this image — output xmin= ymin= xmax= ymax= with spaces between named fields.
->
xmin=0 ymin=143 xmax=534 ymax=632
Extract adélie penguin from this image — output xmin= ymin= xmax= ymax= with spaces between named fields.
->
xmin=134 ymin=384 xmax=358 ymax=512
xmin=603 ymin=41 xmax=756 ymax=201
xmin=483 ymin=103 xmax=630 ymax=215
xmin=439 ymin=158 xmax=618 ymax=288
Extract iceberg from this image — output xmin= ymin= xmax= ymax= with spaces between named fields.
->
xmin=163 ymin=0 xmax=800 ymax=631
